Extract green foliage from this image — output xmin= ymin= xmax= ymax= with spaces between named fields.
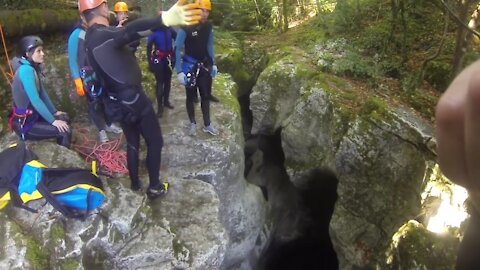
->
xmin=359 ymin=96 xmax=391 ymax=122
xmin=386 ymin=221 xmax=459 ymax=270
xmin=423 ymin=60 xmax=452 ymax=90
xmin=0 ymin=0 xmax=72 ymax=9
xmin=218 ymin=0 xmax=272 ymax=31
xmin=327 ymin=0 xmax=455 ymax=95
xmin=50 ymin=223 xmax=65 ymax=242
xmin=26 ymin=237 xmax=49 ymax=270
xmin=60 ymin=259 xmax=80 ymax=270
xmin=332 ymin=50 xmax=378 ymax=79
xmin=401 ymin=86 xmax=438 ymax=117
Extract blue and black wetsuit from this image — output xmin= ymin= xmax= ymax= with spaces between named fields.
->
xmin=10 ymin=58 xmax=71 ymax=147
xmin=85 ymin=17 xmax=166 ymax=190
xmin=68 ymin=26 xmax=111 ymax=131
xmin=147 ymin=26 xmax=175 ymax=114
xmin=175 ymin=21 xmax=215 ymax=127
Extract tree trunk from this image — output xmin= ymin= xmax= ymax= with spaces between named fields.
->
xmin=253 ymin=0 xmax=261 ymax=27
xmin=0 ymin=9 xmax=78 ymax=38
xmin=451 ymin=0 xmax=477 ymax=76
xmin=282 ymin=0 xmax=288 ymax=32
xmin=315 ymin=0 xmax=321 ymax=13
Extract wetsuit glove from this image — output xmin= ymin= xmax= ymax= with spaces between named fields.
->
xmin=210 ymin=65 xmax=218 ymax=78
xmin=74 ymin=78 xmax=85 ymax=97
xmin=161 ymin=0 xmax=202 ymax=27
xmin=177 ymin=72 xmax=187 ymax=85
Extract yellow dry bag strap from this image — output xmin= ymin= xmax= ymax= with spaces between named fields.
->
xmin=92 ymin=161 xmax=98 ymax=177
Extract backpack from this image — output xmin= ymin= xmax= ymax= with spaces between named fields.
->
xmin=36 ymin=168 xmax=105 ymax=219
xmin=0 ymin=143 xmax=106 ymax=219
xmin=0 ymin=142 xmax=38 ymax=210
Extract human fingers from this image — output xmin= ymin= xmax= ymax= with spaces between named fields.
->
xmin=183 ymin=8 xmax=201 ymax=25
xmin=435 ymin=62 xmax=476 ymax=186
xmin=183 ymin=1 xmax=200 ymax=10
xmin=54 ymin=120 xmax=69 ymax=133
xmin=59 ymin=122 xmax=68 ymax=133
xmin=464 ymin=65 xmax=480 ymax=190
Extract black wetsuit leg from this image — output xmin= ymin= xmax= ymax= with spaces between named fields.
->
xmin=13 ymin=119 xmax=71 ymax=148
xmin=121 ymin=92 xmax=163 ymax=189
xmin=456 ymin=207 xmax=480 ymax=269
xmin=185 ymin=85 xmax=197 ymax=124
xmin=196 ymin=69 xmax=212 ymax=127
xmin=154 ymin=70 xmax=166 ymax=110
xmin=87 ymin=96 xmax=107 ymax=131
xmin=163 ymin=67 xmax=172 ymax=105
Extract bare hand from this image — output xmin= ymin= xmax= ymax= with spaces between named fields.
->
xmin=52 ymin=120 xmax=69 ymax=133
xmin=117 ymin=18 xmax=128 ymax=27
xmin=161 ymin=0 xmax=202 ymax=27
xmin=436 ymin=59 xmax=480 ymax=191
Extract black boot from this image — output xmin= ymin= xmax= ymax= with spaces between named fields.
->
xmin=157 ymin=104 xmax=164 ymax=118
xmin=164 ymin=101 xmax=174 ymax=109
xmin=210 ymin=95 xmax=219 ymax=102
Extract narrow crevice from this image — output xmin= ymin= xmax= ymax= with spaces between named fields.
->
xmin=243 ymin=129 xmax=339 ymax=269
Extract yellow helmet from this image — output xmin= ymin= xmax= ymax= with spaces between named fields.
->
xmin=114 ymin=1 xmax=129 ymax=12
xmin=198 ymin=0 xmax=211 ymax=11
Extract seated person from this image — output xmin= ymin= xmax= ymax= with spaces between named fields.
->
xmin=10 ymin=35 xmax=71 ymax=148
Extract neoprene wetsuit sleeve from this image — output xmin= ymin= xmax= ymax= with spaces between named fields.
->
xmin=67 ymin=28 xmax=81 ymax=80
xmin=113 ymin=17 xmax=165 ymax=47
xmin=207 ymin=29 xmax=215 ymax=64
xmin=39 ymin=85 xmax=57 ymax=114
xmin=147 ymin=33 xmax=154 ymax=60
xmin=18 ymin=66 xmax=55 ymax=123
xmin=174 ymin=28 xmax=186 ymax=73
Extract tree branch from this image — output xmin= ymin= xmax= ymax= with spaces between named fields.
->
xmin=439 ymin=0 xmax=480 ymax=38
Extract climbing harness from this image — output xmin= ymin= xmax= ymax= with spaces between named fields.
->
xmin=8 ymin=107 xmax=39 ymax=140
xmin=151 ymin=50 xmax=174 ymax=71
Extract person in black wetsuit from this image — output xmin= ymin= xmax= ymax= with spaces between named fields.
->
xmin=10 ymin=35 xmax=71 ymax=148
xmin=436 ymin=59 xmax=480 ymax=269
xmin=147 ymin=25 xmax=176 ymax=117
xmin=78 ymin=0 xmax=201 ymax=199
xmin=175 ymin=0 xmax=219 ymax=136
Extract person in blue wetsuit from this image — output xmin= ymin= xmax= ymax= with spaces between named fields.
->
xmin=10 ymin=35 xmax=71 ymax=148
xmin=68 ymin=19 xmax=122 ymax=143
xmin=147 ymin=25 xmax=176 ymax=117
xmin=175 ymin=0 xmax=219 ymax=137
xmin=78 ymin=0 xmax=200 ymax=200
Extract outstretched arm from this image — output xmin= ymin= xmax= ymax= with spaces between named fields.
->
xmin=111 ymin=0 xmax=201 ymax=48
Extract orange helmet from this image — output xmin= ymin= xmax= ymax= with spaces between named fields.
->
xmin=198 ymin=0 xmax=211 ymax=11
xmin=78 ymin=0 xmax=106 ymax=13
xmin=114 ymin=1 xmax=129 ymax=12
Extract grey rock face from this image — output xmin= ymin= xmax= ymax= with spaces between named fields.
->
xmin=1 ymin=68 xmax=265 ymax=269
xmin=249 ymin=54 xmax=437 ymax=269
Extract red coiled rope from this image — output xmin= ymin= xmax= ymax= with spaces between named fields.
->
xmin=72 ymin=128 xmax=128 ymax=176
xmin=0 ymin=24 xmax=14 ymax=86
